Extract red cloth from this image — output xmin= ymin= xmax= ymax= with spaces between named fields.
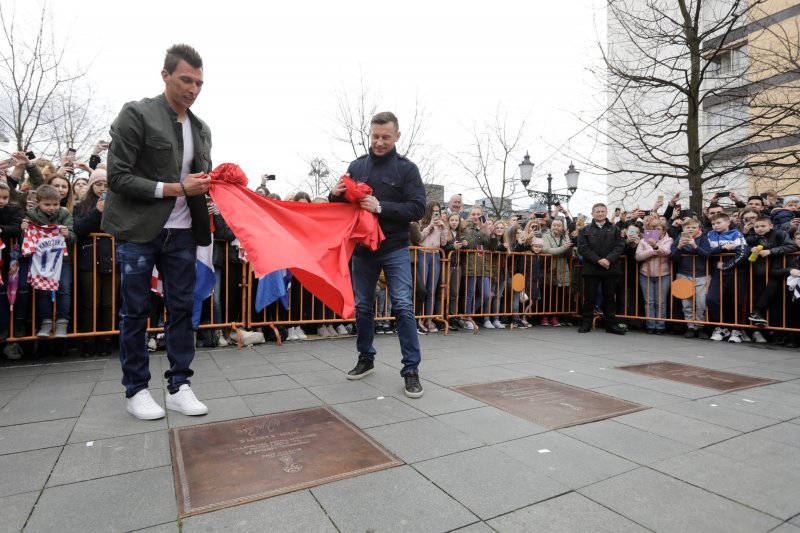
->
xmin=207 ymin=163 xmax=384 ymax=318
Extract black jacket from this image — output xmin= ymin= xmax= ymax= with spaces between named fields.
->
xmin=745 ymin=229 xmax=797 ymax=275
xmin=335 ymin=148 xmax=426 ymax=257
xmin=0 ymin=204 xmax=23 ymax=265
xmin=74 ymin=202 xmax=113 ymax=274
xmin=577 ymin=219 xmax=626 ymax=276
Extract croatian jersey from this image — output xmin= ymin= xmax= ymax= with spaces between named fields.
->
xmin=22 ymin=224 xmax=68 ymax=291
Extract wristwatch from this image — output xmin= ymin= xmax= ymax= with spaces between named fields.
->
xmin=376 ymin=203 xmax=382 ymax=214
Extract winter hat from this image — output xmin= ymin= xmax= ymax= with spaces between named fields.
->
xmin=784 ymin=196 xmax=800 ymax=205
xmin=532 ymin=238 xmax=545 ymax=246
xmin=87 ymin=169 xmax=107 ymax=189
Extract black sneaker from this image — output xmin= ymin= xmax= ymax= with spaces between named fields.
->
xmin=748 ymin=312 xmax=768 ymax=325
xmin=375 ymin=324 xmax=385 ymax=335
xmin=606 ymin=323 xmax=627 ymax=335
xmin=578 ymin=322 xmax=591 ymax=333
xmin=685 ymin=329 xmax=696 ymax=339
xmin=696 ymin=329 xmax=710 ymax=340
xmin=416 ymin=324 xmax=428 ymax=335
xmin=347 ymin=357 xmax=374 ymax=380
xmin=403 ymin=371 xmax=424 ymax=398
xmin=448 ymin=319 xmax=460 ymax=332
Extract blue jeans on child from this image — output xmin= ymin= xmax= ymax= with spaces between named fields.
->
xmin=638 ymin=273 xmax=670 ymax=330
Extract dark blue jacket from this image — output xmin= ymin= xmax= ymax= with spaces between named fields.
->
xmin=670 ymin=232 xmax=711 ymax=278
xmin=338 ymin=148 xmax=426 ymax=257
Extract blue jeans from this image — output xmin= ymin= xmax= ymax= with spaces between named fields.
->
xmin=352 ymin=247 xmax=421 ymax=376
xmin=465 ymin=276 xmax=491 ymax=315
xmin=36 ymin=263 xmax=72 ymax=323
xmin=639 ymin=273 xmax=670 ymax=330
xmin=415 ymin=251 xmax=441 ymax=316
xmin=117 ymin=229 xmax=196 ymax=398
xmin=213 ymin=267 xmax=223 ymax=324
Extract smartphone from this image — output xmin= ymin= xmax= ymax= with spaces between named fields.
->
xmin=680 ymin=231 xmax=691 ymax=239
xmin=643 ymin=210 xmax=651 ymax=216
xmin=657 ymin=195 xmax=664 ymax=203
xmin=480 ymin=215 xmax=486 ymax=224
xmin=679 ymin=209 xmax=692 ymax=219
xmin=101 ymin=191 xmax=107 ymax=201
xmin=26 ymin=151 xmax=35 ymax=160
xmin=643 ymin=230 xmax=660 ymax=242
xmin=627 ymin=227 xmax=640 ymax=237
xmin=67 ymin=148 xmax=76 ymax=155
xmin=717 ymin=191 xmax=730 ymax=198
xmin=535 ymin=213 xmax=545 ymax=219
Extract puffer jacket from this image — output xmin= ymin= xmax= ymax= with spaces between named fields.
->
xmin=635 ymin=233 xmax=674 ymax=277
xmin=542 ymin=230 xmax=573 ymax=287
xmin=461 ymin=222 xmax=498 ymax=276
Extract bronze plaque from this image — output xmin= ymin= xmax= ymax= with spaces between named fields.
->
xmin=169 ymin=406 xmax=403 ymax=517
xmin=617 ymin=361 xmax=779 ymax=392
xmin=453 ymin=377 xmax=647 ymax=429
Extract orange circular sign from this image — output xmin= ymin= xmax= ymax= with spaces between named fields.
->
xmin=512 ymin=273 xmax=526 ymax=292
xmin=671 ymin=278 xmax=695 ymax=300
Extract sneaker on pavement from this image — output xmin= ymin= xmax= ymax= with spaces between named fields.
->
xmin=427 ymin=323 xmax=439 ymax=333
xmin=728 ymin=329 xmax=744 ymax=343
xmin=578 ymin=322 xmax=591 ymax=333
xmin=696 ymin=329 xmax=710 ymax=340
xmin=336 ymin=324 xmax=349 ymax=335
xmin=483 ymin=319 xmax=495 ymax=329
xmin=493 ymin=319 xmax=506 ymax=329
xmin=375 ymin=324 xmax=385 ymax=335
xmin=347 ymin=357 xmax=374 ymax=380
xmin=147 ymin=336 xmax=157 ymax=352
xmin=317 ymin=326 xmax=330 ymax=338
xmin=37 ymin=320 xmax=53 ymax=337
xmin=748 ymin=312 xmax=768 ymax=325
xmin=127 ymin=389 xmax=166 ymax=420
xmin=550 ymin=317 xmax=562 ymax=327
xmin=416 ymin=323 xmax=428 ymax=335
xmin=166 ymin=384 xmax=208 ymax=416
xmin=463 ymin=320 xmax=474 ymax=330
xmin=295 ymin=327 xmax=308 ymax=340
xmin=403 ymin=371 xmax=424 ymax=398
xmin=752 ymin=330 xmax=768 ymax=343
xmin=520 ymin=318 xmax=532 ymax=328
xmin=448 ymin=319 xmax=460 ymax=332
xmin=710 ymin=327 xmax=729 ymax=341
xmin=286 ymin=327 xmax=299 ymax=341
xmin=54 ymin=319 xmax=69 ymax=338
xmin=3 ymin=343 xmax=23 ymax=360
xmin=606 ymin=323 xmax=627 ymax=335
xmin=541 ymin=317 xmax=551 ymax=326
xmin=217 ymin=335 xmax=229 ymax=347
xmin=239 ymin=329 xmax=266 ymax=346
xmin=739 ymin=329 xmax=752 ymax=342
xmin=326 ymin=325 xmax=338 ymax=337
xmin=685 ymin=329 xmax=697 ymax=339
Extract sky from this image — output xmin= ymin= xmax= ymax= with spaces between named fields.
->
xmin=15 ymin=0 xmax=608 ymax=215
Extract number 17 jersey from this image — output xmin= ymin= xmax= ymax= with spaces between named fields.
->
xmin=22 ymin=224 xmax=68 ymax=291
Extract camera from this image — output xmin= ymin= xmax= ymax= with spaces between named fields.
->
xmin=261 ymin=174 xmax=276 ymax=181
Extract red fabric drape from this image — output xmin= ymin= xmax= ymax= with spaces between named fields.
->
xmin=207 ymin=163 xmax=384 ymax=318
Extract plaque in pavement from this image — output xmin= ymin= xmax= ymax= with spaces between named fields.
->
xmin=617 ymin=361 xmax=778 ymax=392
xmin=169 ymin=406 xmax=403 ymax=517
xmin=453 ymin=377 xmax=647 ymax=429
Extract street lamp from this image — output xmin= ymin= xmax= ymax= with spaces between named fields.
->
xmin=518 ymin=152 xmax=580 ymax=211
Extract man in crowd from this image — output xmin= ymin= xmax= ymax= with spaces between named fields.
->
xmin=446 ymin=194 xmax=463 ymax=218
xmin=330 ymin=111 xmax=427 ymax=398
xmin=104 ymin=44 xmax=212 ymax=420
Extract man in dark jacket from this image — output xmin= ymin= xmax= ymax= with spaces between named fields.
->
xmin=330 ymin=111 xmax=427 ymax=398
xmin=577 ymin=203 xmax=626 ymax=334
xmin=103 ymin=44 xmax=212 ymax=421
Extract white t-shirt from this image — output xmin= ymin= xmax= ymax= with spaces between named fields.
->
xmin=164 ymin=118 xmax=194 ymax=229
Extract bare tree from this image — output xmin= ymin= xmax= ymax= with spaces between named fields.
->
xmin=0 ymin=3 xmax=105 ymax=162
xmin=298 ymin=157 xmax=334 ymax=197
xmin=452 ymin=110 xmax=526 ymax=218
xmin=580 ymin=0 xmax=800 ymax=213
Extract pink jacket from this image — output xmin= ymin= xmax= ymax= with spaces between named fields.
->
xmin=419 ymin=222 xmax=448 ymax=248
xmin=635 ymin=234 xmax=673 ymax=277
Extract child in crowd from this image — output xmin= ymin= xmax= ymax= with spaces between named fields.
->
xmin=781 ymin=232 xmax=800 ymax=348
xmin=416 ymin=201 xmax=447 ymax=333
xmin=746 ymin=216 xmax=797 ymax=343
xmin=541 ymin=218 xmax=573 ymax=326
xmin=670 ymin=218 xmax=711 ymax=339
xmin=22 ymin=184 xmax=75 ymax=338
xmin=461 ymin=206 xmax=498 ymax=330
xmin=486 ymin=220 xmax=508 ymax=329
xmin=0 ymin=181 xmax=23 ymax=339
xmin=635 ymin=219 xmax=673 ymax=334
xmin=443 ymin=213 xmax=466 ymax=331
xmin=507 ymin=224 xmax=532 ymax=328
xmin=706 ymin=212 xmax=749 ymax=342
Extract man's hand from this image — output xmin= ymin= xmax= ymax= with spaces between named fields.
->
xmin=359 ymin=195 xmax=380 ymax=213
xmin=598 ymin=258 xmax=611 ymax=269
xmin=182 ymin=173 xmax=211 ymax=196
xmin=11 ymin=152 xmax=28 ymax=168
xmin=75 ymin=160 xmax=91 ymax=173
xmin=729 ymin=191 xmax=739 ymax=203
xmin=759 ymin=249 xmax=771 ymax=257
xmin=331 ymin=176 xmax=347 ymax=197
xmin=59 ymin=225 xmax=69 ymax=237
xmin=669 ymin=192 xmax=680 ymax=206
xmin=92 ymin=140 xmax=109 ymax=155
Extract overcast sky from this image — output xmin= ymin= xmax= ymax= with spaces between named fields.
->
xmin=30 ymin=0 xmax=607 ymax=214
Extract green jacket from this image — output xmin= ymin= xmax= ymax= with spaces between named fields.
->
xmin=542 ymin=230 xmax=572 ymax=287
xmin=102 ymin=93 xmax=212 ymax=245
xmin=461 ymin=222 xmax=498 ymax=276
xmin=25 ymin=206 xmax=76 ymax=264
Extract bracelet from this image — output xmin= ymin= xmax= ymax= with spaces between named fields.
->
xmin=180 ymin=182 xmax=188 ymax=197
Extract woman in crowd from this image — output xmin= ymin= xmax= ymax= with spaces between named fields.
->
xmin=443 ymin=212 xmax=466 ymax=331
xmin=635 ymin=219 xmax=673 ymax=334
xmin=45 ymin=174 xmax=75 ymax=213
xmin=486 ymin=220 xmax=508 ymax=329
xmin=72 ymin=177 xmax=90 ymax=202
xmin=461 ymin=206 xmax=498 ymax=330
xmin=416 ymin=201 xmax=447 ymax=333
xmin=541 ymin=218 xmax=574 ymax=326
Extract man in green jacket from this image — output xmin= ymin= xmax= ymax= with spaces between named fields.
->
xmin=103 ymin=44 xmax=212 ymax=420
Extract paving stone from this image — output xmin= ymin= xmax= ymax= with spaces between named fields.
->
xmin=218 ymin=363 xmax=283 ymax=380
xmin=651 ymin=449 xmax=800 ymax=520
xmin=487 ymin=492 xmax=649 ymax=532
xmin=0 ymin=390 xmax=16 ymax=409
xmin=331 ymin=396 xmax=427 ymax=428
xmin=590 ymin=383 xmax=685 ymax=407
xmin=414 ymin=447 xmax=569 ymax=519
xmin=229 ymin=375 xmax=301 ymax=395
xmin=705 ymin=432 xmax=800 ymax=475
xmin=0 ymin=374 xmax=37 ymax=391
xmin=210 ymin=353 xmax=269 ymax=370
xmin=395 ymin=387 xmax=485 ymax=416
xmin=25 ymin=466 xmax=176 ymax=533
xmin=749 ymin=422 xmax=800 ymax=448
xmin=260 ymin=350 xmax=317 ymax=363
xmin=632 ymin=377 xmax=718 ymax=399
xmin=311 ymin=465 xmax=476 ymax=532
xmin=0 ymin=365 xmax=46 ymax=377
xmin=273 ymin=359 xmax=336 ymax=374
xmin=423 ymin=365 xmax=529 ymax=387
xmin=661 ymin=399 xmax=781 ymax=432
xmin=308 ymin=381 xmax=384 ymax=404
xmin=613 ymin=408 xmax=740 ymax=447
xmin=732 ymin=387 xmax=800 ymax=409
xmin=0 ymin=417 xmax=75 ymax=455
xmin=580 ymin=467 xmax=781 ymax=533
xmin=130 ymin=523 xmax=179 ymax=532
xmin=560 ymin=420 xmax=694 ymax=465
xmin=0 ymin=447 xmax=60 ymax=497
xmin=182 ymin=490 xmax=336 ymax=532
xmin=184 ymin=368 xmax=228 ymax=384
xmin=450 ymin=522 xmax=495 ymax=532
xmin=242 ymin=388 xmax=324 ymax=416
xmin=49 ymin=431 xmax=170 ymax=486
xmin=0 ymin=491 xmax=39 ymax=533
xmin=494 ymin=431 xmax=638 ymax=489
xmin=0 ymin=382 xmax=93 ymax=427
xmin=767 ymin=380 xmax=800 ymax=395
xmin=287 ymin=369 xmax=350 ymax=387
xmin=434 ymin=406 xmax=548 ymax=444
xmin=166 ymin=395 xmax=252 ymax=428
xmin=68 ymin=393 xmax=168 ymax=443
xmin=365 ymin=417 xmax=483 ymax=463
xmin=771 ymin=523 xmax=800 ymax=533
xmin=707 ymin=392 xmax=800 ymax=421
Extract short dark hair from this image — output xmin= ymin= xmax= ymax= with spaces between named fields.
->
xmin=755 ymin=215 xmax=773 ymax=224
xmin=591 ymin=203 xmax=607 ymax=211
xmin=710 ymin=212 xmax=730 ymax=222
xmin=36 ymin=184 xmax=60 ymax=203
xmin=707 ymin=203 xmax=723 ymax=210
xmin=163 ymin=44 xmax=203 ymax=74
xmin=371 ymin=111 xmax=399 ymax=129
xmin=747 ymin=195 xmax=764 ymax=204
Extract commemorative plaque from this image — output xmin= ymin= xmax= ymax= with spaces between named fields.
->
xmin=453 ymin=377 xmax=647 ymax=429
xmin=169 ymin=406 xmax=403 ymax=517
xmin=617 ymin=361 xmax=778 ymax=391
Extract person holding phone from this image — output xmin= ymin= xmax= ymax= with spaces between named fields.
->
xmin=670 ymin=218 xmax=711 ymax=339
xmin=635 ymin=220 xmax=673 ymax=334
xmin=103 ymin=44 xmax=212 ymax=420
xmin=461 ymin=206 xmax=499 ymax=330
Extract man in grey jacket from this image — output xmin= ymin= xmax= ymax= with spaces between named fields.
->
xmin=103 ymin=44 xmax=212 ymax=420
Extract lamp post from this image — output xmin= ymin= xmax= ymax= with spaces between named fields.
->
xmin=518 ymin=152 xmax=580 ymax=211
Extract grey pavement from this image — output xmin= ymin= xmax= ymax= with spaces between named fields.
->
xmin=1 ymin=327 xmax=799 ymax=532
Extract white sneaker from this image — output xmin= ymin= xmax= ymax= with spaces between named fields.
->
xmin=239 ymin=329 xmax=266 ymax=346
xmin=54 ymin=319 xmax=69 ymax=338
xmin=217 ymin=335 xmax=229 ymax=347
xmin=483 ymin=319 xmax=495 ymax=329
xmin=286 ymin=327 xmax=299 ymax=341
xmin=710 ymin=327 xmax=729 ymax=341
xmin=493 ymin=319 xmax=506 ymax=329
xmin=166 ymin=384 xmax=208 ymax=416
xmin=752 ymin=330 xmax=767 ymax=343
xmin=336 ymin=324 xmax=349 ymax=335
xmin=326 ymin=325 xmax=338 ymax=337
xmin=127 ymin=389 xmax=166 ymax=420
xmin=463 ymin=320 xmax=474 ymax=330
xmin=520 ymin=318 xmax=532 ymax=328
xmin=3 ymin=343 xmax=23 ymax=360
xmin=317 ymin=326 xmax=329 ymax=338
xmin=295 ymin=327 xmax=308 ymax=340
xmin=728 ymin=329 xmax=743 ymax=343
xmin=37 ymin=320 xmax=53 ymax=337
xmin=147 ymin=336 xmax=157 ymax=352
